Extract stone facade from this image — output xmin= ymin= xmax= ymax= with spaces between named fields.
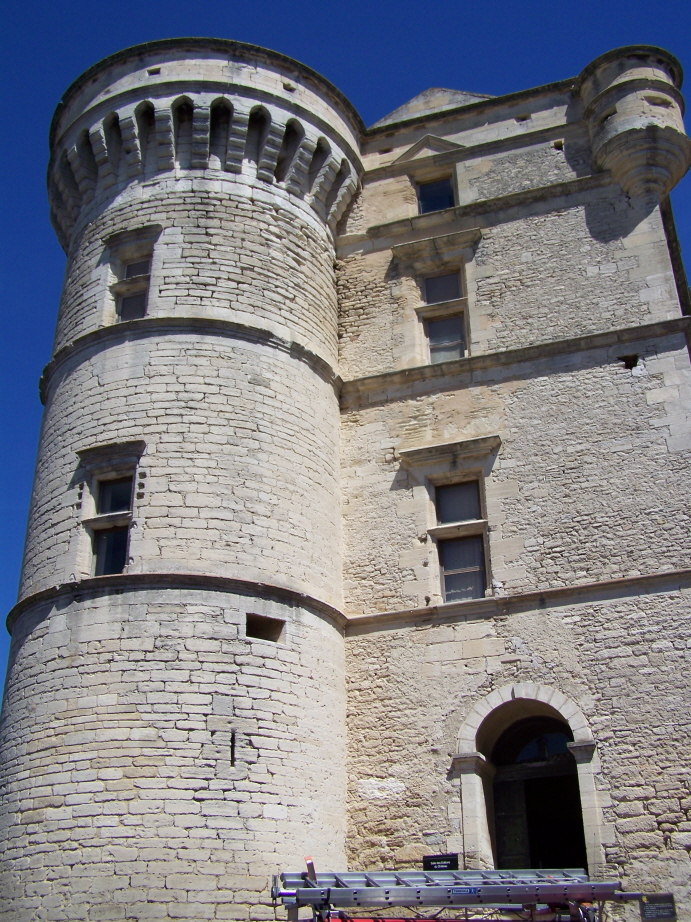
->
xmin=1 ymin=38 xmax=691 ymax=922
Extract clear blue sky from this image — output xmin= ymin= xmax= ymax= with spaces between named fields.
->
xmin=1 ymin=0 xmax=690 ymax=688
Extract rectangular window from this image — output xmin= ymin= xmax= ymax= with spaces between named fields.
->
xmin=125 ymin=258 xmax=151 ymax=279
xmin=418 ymin=178 xmax=455 ymax=214
xmin=439 ymin=535 xmax=486 ymax=601
xmin=94 ymin=526 xmax=130 ymax=576
xmin=424 ymin=272 xmax=461 ymax=304
xmin=105 ymin=224 xmax=161 ymax=326
xmin=77 ymin=440 xmax=145 ymax=581
xmin=118 ymin=291 xmax=148 ymax=321
xmin=428 ymin=315 xmax=465 ymax=363
xmin=98 ymin=476 xmax=133 ymax=515
xmin=111 ymin=253 xmax=153 ymax=322
xmin=436 ymin=481 xmax=481 ymax=523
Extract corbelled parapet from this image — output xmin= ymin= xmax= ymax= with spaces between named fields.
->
xmin=578 ymin=45 xmax=691 ymax=202
xmin=48 ymin=37 xmax=363 ymax=250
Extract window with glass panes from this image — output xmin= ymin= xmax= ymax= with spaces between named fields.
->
xmin=436 ymin=481 xmax=486 ymax=601
xmin=439 ymin=536 xmax=486 ymax=601
xmin=118 ymin=257 xmax=151 ymax=321
xmin=427 ymin=315 xmax=465 ymax=363
xmin=418 ymin=177 xmax=455 ymax=214
xmin=94 ymin=527 xmax=129 ymax=576
xmin=94 ymin=475 xmax=133 ymax=575
xmin=436 ymin=481 xmax=481 ymax=523
xmin=98 ymin=476 xmax=133 ymax=515
xmin=424 ymin=273 xmax=461 ymax=304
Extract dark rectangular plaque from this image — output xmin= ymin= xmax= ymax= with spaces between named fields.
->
xmin=640 ymin=894 xmax=676 ymax=921
xmin=422 ymin=853 xmax=459 ymax=871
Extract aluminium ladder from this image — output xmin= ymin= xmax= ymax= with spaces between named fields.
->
xmin=272 ymin=868 xmax=642 ymax=922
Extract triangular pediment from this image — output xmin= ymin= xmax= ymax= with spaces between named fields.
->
xmin=394 ymin=135 xmax=466 ymax=164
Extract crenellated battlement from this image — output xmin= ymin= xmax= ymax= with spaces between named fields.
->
xmin=48 ymin=38 xmax=364 ymax=250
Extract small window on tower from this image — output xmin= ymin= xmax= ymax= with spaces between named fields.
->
xmin=97 ymin=476 xmax=133 ymax=515
xmin=418 ymin=177 xmax=455 ymax=214
xmin=125 ymin=258 xmax=151 ymax=279
xmin=246 ymin=613 xmax=285 ymax=643
xmin=104 ymin=224 xmax=161 ymax=326
xmin=94 ymin=527 xmax=130 ymax=576
xmin=76 ymin=440 xmax=145 ymax=581
xmin=117 ymin=257 xmax=151 ymax=321
xmin=92 ymin=475 xmax=134 ymax=575
xmin=118 ymin=291 xmax=148 ymax=321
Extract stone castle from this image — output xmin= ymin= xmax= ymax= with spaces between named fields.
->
xmin=1 ymin=37 xmax=691 ymax=922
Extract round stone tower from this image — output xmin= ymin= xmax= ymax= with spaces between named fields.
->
xmin=578 ymin=45 xmax=691 ymax=201
xmin=0 ymin=39 xmax=361 ymax=920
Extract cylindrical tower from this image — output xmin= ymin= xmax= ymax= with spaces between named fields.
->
xmin=578 ymin=45 xmax=691 ymax=201
xmin=0 ymin=39 xmax=362 ymax=920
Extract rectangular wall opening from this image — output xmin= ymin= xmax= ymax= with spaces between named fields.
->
xmin=246 ymin=613 xmax=285 ymax=643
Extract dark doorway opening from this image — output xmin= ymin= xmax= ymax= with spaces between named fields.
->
xmin=491 ymin=717 xmax=588 ymax=870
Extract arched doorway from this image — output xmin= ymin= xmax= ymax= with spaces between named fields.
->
xmin=491 ymin=716 xmax=588 ymax=870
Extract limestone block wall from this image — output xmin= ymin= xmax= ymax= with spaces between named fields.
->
xmin=340 ymin=331 xmax=691 ymax=614
xmin=0 ymin=587 xmax=346 ymax=920
xmin=22 ymin=330 xmax=341 ymax=604
xmin=337 ymin=184 xmax=683 ymax=383
xmin=344 ymin=582 xmax=691 ymax=914
xmin=53 ymin=180 xmax=341 ymax=364
xmin=1 ymin=37 xmax=362 ymax=922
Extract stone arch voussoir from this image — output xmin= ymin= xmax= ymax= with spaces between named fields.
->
xmin=457 ymin=683 xmax=593 ymax=755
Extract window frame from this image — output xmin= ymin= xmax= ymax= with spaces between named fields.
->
xmin=425 ymin=313 xmax=467 ymax=365
xmin=76 ymin=440 xmax=145 ymax=578
xmin=103 ymin=224 xmax=162 ymax=325
xmin=416 ymin=175 xmax=456 ymax=215
xmin=429 ymin=474 xmax=490 ymax=603
xmin=438 ymin=534 xmax=487 ymax=604
xmin=417 ymin=266 xmax=469 ymax=365
xmin=398 ymin=436 xmax=500 ymax=607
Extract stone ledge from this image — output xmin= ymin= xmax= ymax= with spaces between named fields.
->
xmin=7 ymin=572 xmax=347 ymax=633
xmin=364 ymin=174 xmax=612 ymax=243
xmin=399 ymin=435 xmax=501 ymax=467
xmin=345 ymin=566 xmax=691 ymax=634
xmin=39 ymin=316 xmax=341 ymax=405
xmin=340 ymin=317 xmax=691 ymax=406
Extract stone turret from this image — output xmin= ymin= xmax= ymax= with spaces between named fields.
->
xmin=578 ymin=45 xmax=691 ymax=201
xmin=0 ymin=39 xmax=361 ymax=920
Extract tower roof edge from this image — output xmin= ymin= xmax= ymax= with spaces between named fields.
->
xmin=49 ymin=36 xmax=366 ymax=147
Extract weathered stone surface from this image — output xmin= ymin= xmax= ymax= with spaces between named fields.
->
xmin=3 ymin=37 xmax=691 ymax=922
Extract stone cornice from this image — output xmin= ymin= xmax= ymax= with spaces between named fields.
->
xmin=399 ymin=435 xmax=501 ymax=467
xmin=367 ymin=174 xmax=612 ymax=241
xmin=340 ymin=317 xmax=691 ymax=408
xmin=362 ymin=122 xmax=587 ymax=184
xmin=365 ymin=78 xmax=576 ymax=138
xmin=10 ymin=566 xmax=691 ymax=640
xmin=7 ymin=572 xmax=346 ymax=633
xmin=39 ymin=316 xmax=341 ymax=405
xmin=391 ymin=228 xmax=482 ymax=272
xmin=345 ymin=567 xmax=691 ymax=634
